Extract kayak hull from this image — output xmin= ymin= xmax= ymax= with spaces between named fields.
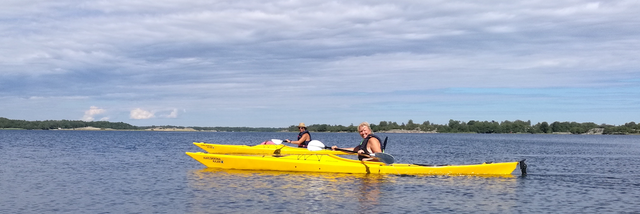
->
xmin=185 ymin=152 xmax=520 ymax=175
xmin=193 ymin=142 xmax=352 ymax=155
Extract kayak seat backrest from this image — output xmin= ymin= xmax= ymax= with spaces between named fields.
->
xmin=382 ymin=136 xmax=388 ymax=152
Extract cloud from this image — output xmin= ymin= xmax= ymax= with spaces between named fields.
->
xmin=165 ymin=109 xmax=179 ymax=118
xmin=154 ymin=108 xmax=180 ymax=118
xmin=130 ymin=108 xmax=155 ymax=120
xmin=82 ymin=106 xmax=106 ymax=121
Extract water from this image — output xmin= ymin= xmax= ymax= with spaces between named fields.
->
xmin=1 ymin=130 xmax=638 ymax=213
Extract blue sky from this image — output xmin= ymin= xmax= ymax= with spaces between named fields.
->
xmin=1 ymin=0 xmax=639 ymax=127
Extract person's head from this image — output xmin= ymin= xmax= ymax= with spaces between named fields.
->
xmin=297 ymin=123 xmax=307 ymax=131
xmin=357 ymin=122 xmax=373 ymax=138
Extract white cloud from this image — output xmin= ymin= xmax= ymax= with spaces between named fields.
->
xmin=82 ymin=106 xmax=106 ymax=121
xmin=165 ymin=109 xmax=178 ymax=118
xmin=130 ymin=108 xmax=155 ymax=119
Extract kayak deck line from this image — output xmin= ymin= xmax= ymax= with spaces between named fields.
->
xmin=193 ymin=142 xmax=353 ymax=155
xmin=186 ymin=152 xmax=522 ymax=175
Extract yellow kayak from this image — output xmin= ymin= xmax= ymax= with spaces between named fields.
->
xmin=193 ymin=142 xmax=353 ymax=155
xmin=186 ymin=152 xmax=523 ymax=175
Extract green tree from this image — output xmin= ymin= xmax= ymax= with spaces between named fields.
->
xmin=540 ymin=122 xmax=550 ymax=133
xmin=406 ymin=119 xmax=419 ymax=130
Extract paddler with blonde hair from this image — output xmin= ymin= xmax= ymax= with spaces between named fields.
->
xmin=331 ymin=122 xmax=383 ymax=161
xmin=284 ymin=123 xmax=312 ymax=148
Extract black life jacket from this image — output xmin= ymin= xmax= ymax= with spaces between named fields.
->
xmin=297 ymin=130 xmax=311 ymax=148
xmin=357 ymin=134 xmax=382 ymax=155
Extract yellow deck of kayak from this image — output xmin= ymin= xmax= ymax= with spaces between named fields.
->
xmin=186 ymin=152 xmax=519 ymax=175
xmin=193 ymin=142 xmax=352 ymax=155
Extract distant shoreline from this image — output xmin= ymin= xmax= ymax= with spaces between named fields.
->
xmin=2 ymin=117 xmax=637 ymax=135
xmin=3 ymin=127 xmax=633 ymax=135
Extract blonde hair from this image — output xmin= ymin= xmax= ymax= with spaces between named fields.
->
xmin=358 ymin=122 xmax=373 ymax=133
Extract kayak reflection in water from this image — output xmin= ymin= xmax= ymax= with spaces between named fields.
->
xmin=284 ymin=123 xmax=312 ymax=148
xmin=331 ymin=122 xmax=383 ymax=161
xmin=358 ymin=175 xmax=382 ymax=209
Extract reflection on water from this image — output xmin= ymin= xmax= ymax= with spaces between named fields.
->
xmin=186 ymin=168 xmax=520 ymax=213
xmin=187 ymin=169 xmax=391 ymax=213
xmin=357 ymin=173 xmax=382 ymax=210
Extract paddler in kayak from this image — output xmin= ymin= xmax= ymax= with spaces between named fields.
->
xmin=284 ymin=123 xmax=312 ymax=148
xmin=331 ymin=122 xmax=383 ymax=161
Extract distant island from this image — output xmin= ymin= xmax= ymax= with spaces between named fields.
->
xmin=0 ymin=117 xmax=637 ymax=135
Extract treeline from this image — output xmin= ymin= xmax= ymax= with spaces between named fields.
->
xmin=0 ymin=117 xmax=281 ymax=132
xmin=2 ymin=117 xmax=638 ymax=134
xmin=199 ymin=127 xmax=282 ymax=132
xmin=160 ymin=126 xmax=282 ymax=132
xmin=0 ymin=117 xmax=137 ymax=130
xmin=289 ymin=119 xmax=640 ymax=135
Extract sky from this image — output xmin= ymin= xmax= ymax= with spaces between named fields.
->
xmin=1 ymin=0 xmax=639 ymax=127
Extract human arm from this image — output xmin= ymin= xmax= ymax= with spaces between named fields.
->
xmin=330 ymin=145 xmax=357 ymax=151
xmin=359 ymin=137 xmax=382 ymax=154
xmin=357 ymin=138 xmax=382 ymax=161
xmin=285 ymin=133 xmax=310 ymax=146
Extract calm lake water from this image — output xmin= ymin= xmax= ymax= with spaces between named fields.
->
xmin=1 ymin=130 xmax=639 ymax=213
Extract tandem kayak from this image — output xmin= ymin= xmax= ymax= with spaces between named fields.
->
xmin=185 ymin=152 xmax=525 ymax=175
xmin=193 ymin=142 xmax=353 ymax=155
